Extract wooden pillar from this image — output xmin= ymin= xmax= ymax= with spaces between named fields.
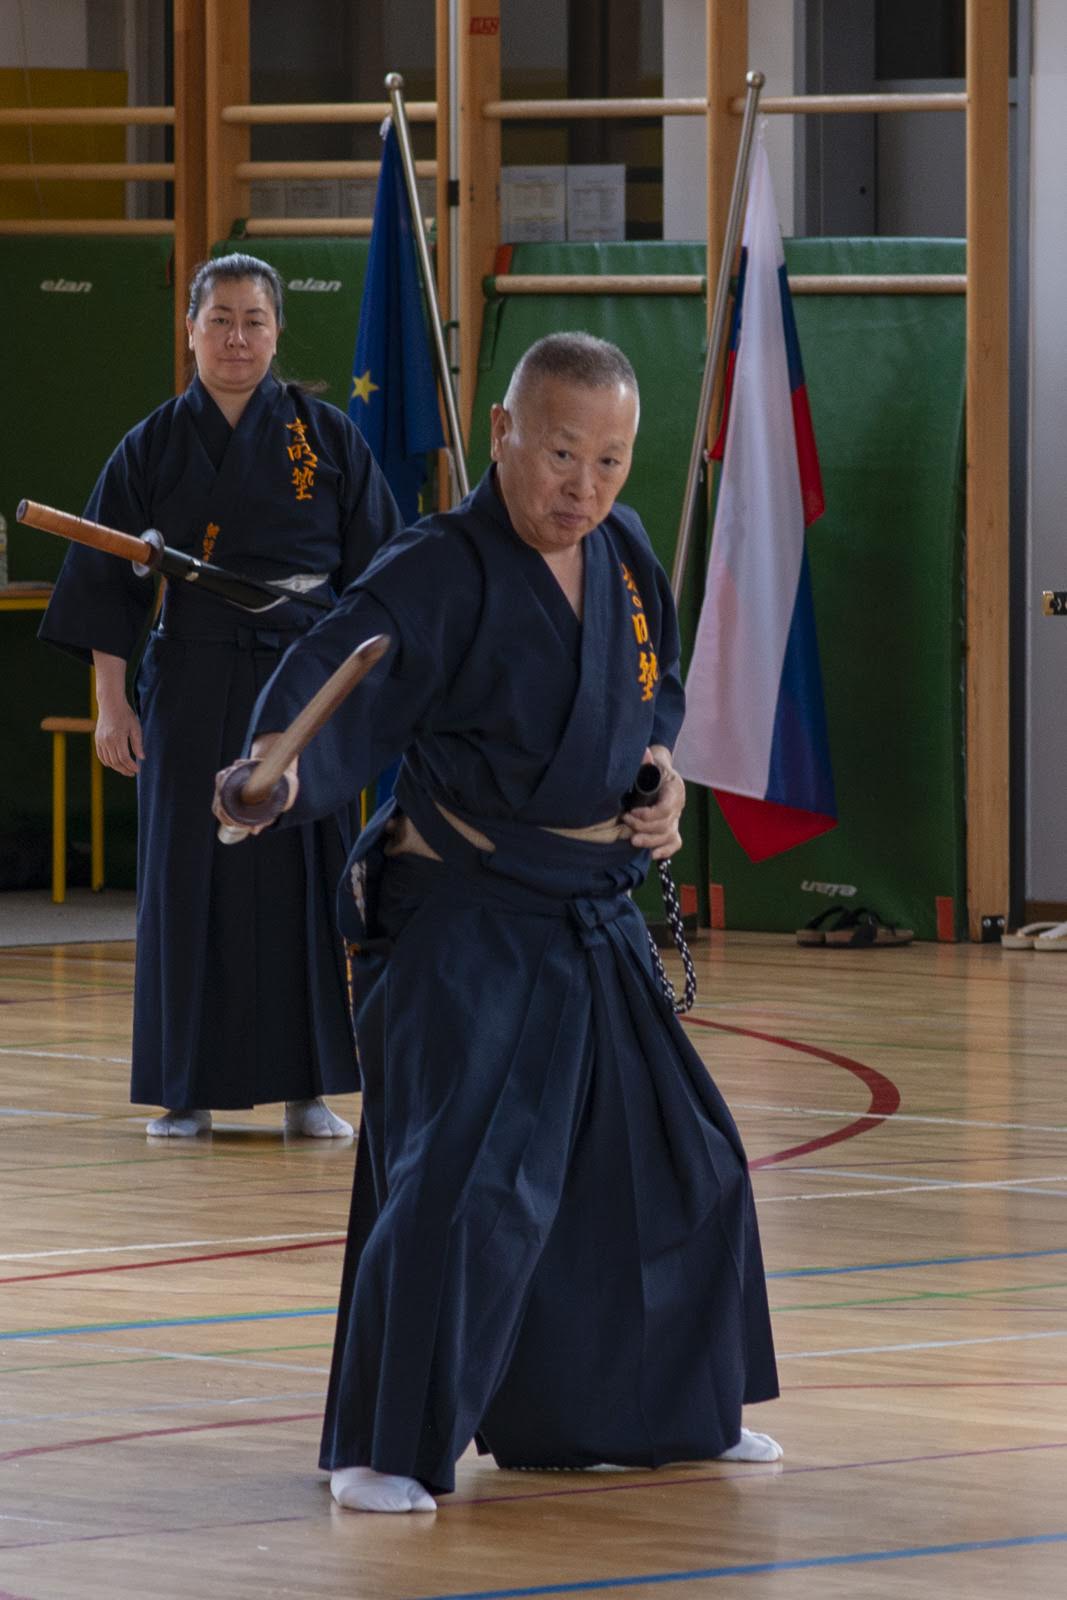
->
xmin=965 ymin=0 xmax=1011 ymax=939
xmin=204 ymin=0 xmax=250 ymax=248
xmin=457 ymin=0 xmax=501 ymax=431
xmin=706 ymin=0 xmax=747 ymax=323
xmin=436 ymin=0 xmax=454 ymax=504
xmin=172 ymin=0 xmax=207 ymax=391
xmin=435 ymin=0 xmax=452 ymax=328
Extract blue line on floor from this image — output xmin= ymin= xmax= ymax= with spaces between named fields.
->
xmin=0 ymin=1307 xmax=335 ymax=1342
xmin=415 ymin=1531 xmax=1067 ymax=1599
xmin=768 ymin=1245 xmax=1067 ymax=1278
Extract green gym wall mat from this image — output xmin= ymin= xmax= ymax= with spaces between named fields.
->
xmin=1 ymin=236 xmax=174 ymax=888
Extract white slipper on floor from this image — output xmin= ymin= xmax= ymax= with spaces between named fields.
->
xmin=1032 ymin=919 xmax=1067 ymax=951
xmin=1001 ymin=921 xmax=1061 ymax=950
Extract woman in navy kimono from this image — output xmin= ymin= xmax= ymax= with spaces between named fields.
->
xmin=40 ymin=253 xmax=402 ymax=1137
xmin=219 ymin=333 xmax=780 ymax=1511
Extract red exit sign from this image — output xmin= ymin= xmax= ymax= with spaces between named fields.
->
xmin=470 ymin=16 xmax=500 ymax=34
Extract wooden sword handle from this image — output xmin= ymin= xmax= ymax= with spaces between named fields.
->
xmin=216 ymin=632 xmax=392 ymax=844
xmin=18 ymin=499 xmax=153 ymax=565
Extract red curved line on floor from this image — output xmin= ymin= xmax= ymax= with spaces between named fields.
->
xmin=685 ymin=1017 xmax=901 ymax=1169
xmin=0 ymin=1411 xmax=320 ymax=1464
xmin=0 ymin=1236 xmax=346 ymax=1288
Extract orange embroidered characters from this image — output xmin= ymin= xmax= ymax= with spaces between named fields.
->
xmin=286 ymin=417 xmax=318 ymax=502
xmin=620 ymin=562 xmax=658 ymax=702
xmin=201 ymin=521 xmax=220 ymax=562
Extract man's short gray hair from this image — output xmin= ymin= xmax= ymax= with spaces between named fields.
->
xmin=504 ymin=332 xmax=639 ymax=411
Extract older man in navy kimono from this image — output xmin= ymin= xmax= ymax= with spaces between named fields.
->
xmin=216 ymin=332 xmax=781 ymax=1512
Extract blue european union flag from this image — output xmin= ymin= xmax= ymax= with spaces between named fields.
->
xmin=348 ymin=122 xmax=445 ymax=523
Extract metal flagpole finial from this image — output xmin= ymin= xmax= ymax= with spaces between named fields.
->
xmin=747 ymin=70 xmax=766 ymax=90
xmin=384 ymin=71 xmax=404 ymax=92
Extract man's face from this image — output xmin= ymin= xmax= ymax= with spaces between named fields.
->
xmin=490 ymin=375 xmax=638 ymax=555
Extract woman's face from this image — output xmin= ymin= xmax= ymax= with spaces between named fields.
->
xmin=186 ymin=276 xmax=279 ymax=399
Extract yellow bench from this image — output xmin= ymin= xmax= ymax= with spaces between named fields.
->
xmin=40 ymin=716 xmax=105 ymax=904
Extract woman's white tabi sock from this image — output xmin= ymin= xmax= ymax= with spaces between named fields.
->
xmin=145 ymin=1109 xmax=212 ymax=1137
xmin=716 ymin=1428 xmax=783 ymax=1462
xmin=329 ymin=1467 xmax=437 ymax=1513
xmin=283 ymin=1097 xmax=353 ymax=1138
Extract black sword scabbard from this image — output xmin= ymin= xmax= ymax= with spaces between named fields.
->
xmin=135 ymin=529 xmax=331 ymax=615
xmin=623 ymin=763 xmax=698 ymax=1015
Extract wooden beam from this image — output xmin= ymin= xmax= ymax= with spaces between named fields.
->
xmin=707 ymin=0 xmax=748 ymax=422
xmin=728 ymin=91 xmax=967 ymax=115
xmin=204 ymin=0 xmax=250 ymax=247
xmin=235 ymin=159 xmax=437 ymax=180
xmin=0 ymin=106 xmax=174 ymax=125
xmin=243 ymin=217 xmax=375 ymax=237
xmin=965 ymin=0 xmax=1011 ymax=940
xmin=707 ymin=0 xmax=747 ymax=296
xmin=482 ymin=96 xmax=707 ymax=120
xmin=0 ymin=218 xmax=172 ymax=235
xmin=456 ymin=0 xmax=501 ymax=432
xmin=173 ymin=0 xmax=207 ymax=393
xmin=486 ymin=273 xmax=968 ymax=297
xmin=221 ymin=101 xmax=437 ymax=125
xmin=0 ymin=162 xmax=175 ymax=180
xmin=436 ymin=0 xmax=453 ymax=506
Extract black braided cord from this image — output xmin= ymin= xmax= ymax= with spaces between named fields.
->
xmin=646 ymin=858 xmax=697 ymax=1014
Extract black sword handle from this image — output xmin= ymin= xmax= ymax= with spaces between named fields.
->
xmin=622 ymin=762 xmax=664 ymax=811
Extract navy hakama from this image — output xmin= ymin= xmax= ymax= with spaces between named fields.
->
xmin=40 ymin=374 xmax=401 ymax=1109
xmin=250 ymin=472 xmax=779 ymax=1492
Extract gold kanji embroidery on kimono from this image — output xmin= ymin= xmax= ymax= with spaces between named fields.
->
xmin=285 ymin=418 xmax=319 ymax=502
xmin=620 ymin=562 xmax=659 ymax=702
xmin=201 ymin=521 xmax=220 ymax=562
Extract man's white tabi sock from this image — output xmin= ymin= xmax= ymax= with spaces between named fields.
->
xmin=330 ymin=1467 xmax=437 ymax=1513
xmin=283 ymin=1097 xmax=353 ymax=1138
xmin=716 ymin=1428 xmax=783 ymax=1462
xmin=145 ymin=1109 xmax=212 ymax=1137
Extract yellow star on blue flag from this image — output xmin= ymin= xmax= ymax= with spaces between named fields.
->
xmin=351 ymin=368 xmax=379 ymax=405
xmin=347 ymin=122 xmax=444 ymax=523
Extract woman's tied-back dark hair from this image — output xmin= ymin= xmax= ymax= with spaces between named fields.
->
xmin=187 ymin=252 xmax=286 ymax=329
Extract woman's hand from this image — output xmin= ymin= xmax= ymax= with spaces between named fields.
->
xmin=622 ymin=744 xmax=686 ymax=861
xmin=92 ymin=652 xmax=143 ymax=776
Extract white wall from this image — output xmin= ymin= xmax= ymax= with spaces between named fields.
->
xmin=663 ymin=0 xmax=795 ymax=241
xmin=1026 ymin=0 xmax=1067 ymax=900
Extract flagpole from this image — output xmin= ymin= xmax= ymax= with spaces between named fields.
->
xmin=385 ymin=71 xmax=470 ymax=502
xmin=670 ymin=69 xmax=764 ymax=601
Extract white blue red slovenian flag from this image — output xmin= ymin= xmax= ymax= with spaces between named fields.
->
xmin=674 ymin=138 xmax=837 ymax=863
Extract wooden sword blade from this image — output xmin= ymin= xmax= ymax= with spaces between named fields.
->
xmin=239 ymin=632 xmax=392 ymax=804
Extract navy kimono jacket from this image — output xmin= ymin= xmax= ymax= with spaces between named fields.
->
xmin=250 ymin=471 xmax=778 ymax=1492
xmin=40 ymin=373 xmax=402 ymax=1110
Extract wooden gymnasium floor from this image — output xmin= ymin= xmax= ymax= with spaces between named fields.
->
xmin=0 ymin=929 xmax=1065 ymax=1600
